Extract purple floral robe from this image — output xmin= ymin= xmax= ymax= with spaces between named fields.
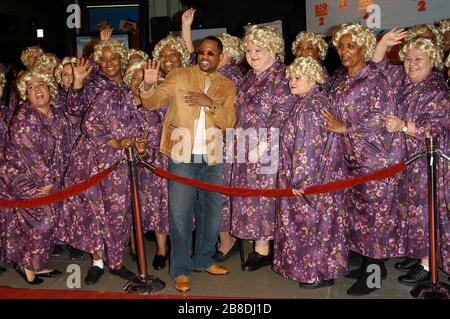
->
xmin=218 ymin=60 xmax=244 ymax=232
xmin=378 ymin=59 xmax=450 ymax=271
xmin=273 ymin=86 xmax=349 ymax=282
xmin=396 ymin=73 xmax=448 ymax=260
xmin=438 ymin=99 xmax=450 ymax=273
xmin=0 ymin=102 xmax=76 ymax=271
xmin=138 ymin=105 xmax=169 ymax=235
xmin=328 ymin=63 xmax=405 ymax=259
xmin=58 ymin=80 xmax=151 ymax=270
xmin=230 ymin=59 xmax=295 ymax=240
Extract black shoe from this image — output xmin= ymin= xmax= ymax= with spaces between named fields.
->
xmin=398 ymin=264 xmax=429 ymax=286
xmin=68 ymin=246 xmax=86 ymax=260
xmin=84 ymin=266 xmax=104 ymax=285
xmin=299 ymin=279 xmax=334 ymax=289
xmin=213 ymin=241 xmax=239 ymax=262
xmin=0 ymin=265 xmax=6 ymax=273
xmin=152 ymin=254 xmax=167 ymax=270
xmin=242 ymin=252 xmax=272 ymax=272
xmin=110 ymin=266 xmax=138 ymax=280
xmin=394 ymin=257 xmax=420 ymax=272
xmin=347 ymin=257 xmax=384 ymax=296
xmin=35 ymin=269 xmax=62 ymax=278
xmin=14 ymin=265 xmax=44 ymax=285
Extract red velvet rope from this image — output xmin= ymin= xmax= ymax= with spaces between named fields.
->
xmin=0 ymin=160 xmax=406 ymax=208
xmin=0 ymin=167 xmax=113 ymax=208
xmin=153 ymin=162 xmax=406 ymax=197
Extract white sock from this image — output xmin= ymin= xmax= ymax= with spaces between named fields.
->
xmin=93 ymin=259 xmax=104 ymax=269
xmin=422 ymin=264 xmax=429 ymax=272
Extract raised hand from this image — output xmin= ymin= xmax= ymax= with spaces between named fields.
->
xmin=181 ymin=8 xmax=196 ymax=53
xmin=71 ymin=58 xmax=92 ymax=89
xmin=292 ymin=189 xmax=304 ymax=196
xmin=100 ymin=26 xmax=113 ymax=41
xmin=142 ymin=59 xmax=161 ymax=90
xmin=380 ymin=28 xmax=408 ymax=47
xmin=182 ymin=8 xmax=196 ymax=27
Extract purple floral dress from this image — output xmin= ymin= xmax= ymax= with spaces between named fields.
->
xmin=230 ymin=59 xmax=295 ymax=240
xmin=0 ymin=102 xmax=76 ymax=271
xmin=58 ymin=80 xmax=151 ymax=270
xmin=218 ymin=60 xmax=244 ymax=233
xmin=273 ymin=86 xmax=349 ymax=282
xmin=328 ymin=63 xmax=405 ymax=259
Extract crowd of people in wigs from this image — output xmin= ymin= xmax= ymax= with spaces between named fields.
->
xmin=0 ymin=9 xmax=449 ymax=296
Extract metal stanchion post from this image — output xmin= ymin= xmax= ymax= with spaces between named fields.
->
xmin=123 ymin=148 xmax=165 ymax=294
xmin=410 ymin=137 xmax=450 ymax=299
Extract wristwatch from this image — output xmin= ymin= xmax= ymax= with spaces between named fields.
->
xmin=402 ymin=121 xmax=408 ymax=133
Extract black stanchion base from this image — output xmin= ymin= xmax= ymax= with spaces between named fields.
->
xmin=410 ymin=282 xmax=450 ymax=299
xmin=123 ymin=275 xmax=166 ymax=294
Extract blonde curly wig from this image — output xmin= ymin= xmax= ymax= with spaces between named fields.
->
xmin=123 ymin=59 xmax=146 ymax=87
xmin=0 ymin=63 xmax=6 ymax=87
xmin=286 ymin=56 xmax=325 ymax=84
xmin=33 ymin=53 xmax=60 ymax=73
xmin=216 ymin=33 xmax=244 ymax=63
xmin=291 ymin=31 xmax=328 ymax=61
xmin=242 ymin=26 xmax=285 ymax=62
xmin=152 ymin=36 xmax=190 ymax=67
xmin=0 ymin=71 xmax=6 ymax=87
xmin=54 ymin=56 xmax=77 ymax=86
xmin=17 ymin=70 xmax=58 ymax=101
xmin=438 ymin=18 xmax=450 ymax=35
xmin=20 ymin=45 xmax=44 ymax=69
xmin=332 ymin=22 xmax=376 ymax=61
xmin=93 ymin=40 xmax=127 ymax=65
xmin=399 ymin=37 xmax=444 ymax=70
xmin=126 ymin=49 xmax=149 ymax=63
xmin=405 ymin=24 xmax=443 ymax=48
xmin=445 ymin=53 xmax=450 ymax=68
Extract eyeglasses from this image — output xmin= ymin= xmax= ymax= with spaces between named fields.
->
xmin=196 ymin=49 xmax=218 ymax=57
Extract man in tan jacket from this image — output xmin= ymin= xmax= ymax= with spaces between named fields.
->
xmin=140 ymin=36 xmax=236 ymax=292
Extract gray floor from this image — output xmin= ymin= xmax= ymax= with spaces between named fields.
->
xmin=0 ymin=239 xmax=448 ymax=299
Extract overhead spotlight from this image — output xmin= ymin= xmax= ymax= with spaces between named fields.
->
xmin=37 ymin=29 xmax=44 ymax=38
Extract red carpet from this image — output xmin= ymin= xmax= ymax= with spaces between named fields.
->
xmin=0 ymin=286 xmax=239 ymax=299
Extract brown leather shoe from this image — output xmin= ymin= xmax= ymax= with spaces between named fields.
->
xmin=204 ymin=264 xmax=230 ymax=275
xmin=174 ymin=275 xmax=191 ymax=292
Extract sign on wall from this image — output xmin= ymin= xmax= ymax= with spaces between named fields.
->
xmin=306 ymin=0 xmax=450 ymax=35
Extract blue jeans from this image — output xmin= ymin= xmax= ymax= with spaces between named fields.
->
xmin=168 ymin=155 xmax=223 ymax=279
